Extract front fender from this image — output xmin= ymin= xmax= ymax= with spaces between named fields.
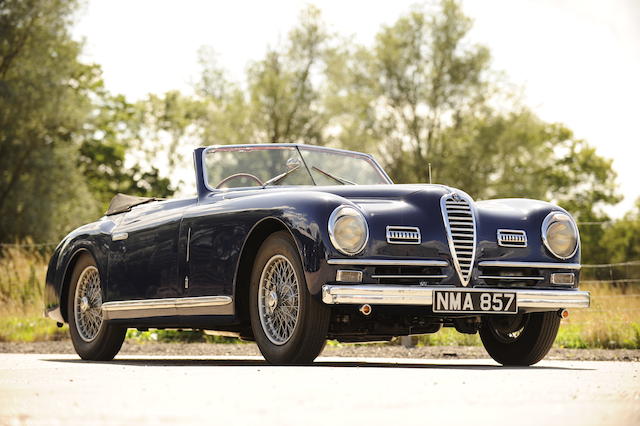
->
xmin=475 ymin=198 xmax=581 ymax=264
xmin=44 ymin=218 xmax=117 ymax=322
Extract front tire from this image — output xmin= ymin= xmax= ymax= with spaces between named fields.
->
xmin=249 ymin=232 xmax=330 ymax=364
xmin=67 ymin=254 xmax=126 ymax=361
xmin=479 ymin=312 xmax=560 ymax=366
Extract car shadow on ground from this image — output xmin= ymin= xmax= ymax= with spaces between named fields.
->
xmin=42 ymin=357 xmax=593 ymax=371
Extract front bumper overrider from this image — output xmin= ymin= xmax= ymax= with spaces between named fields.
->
xmin=322 ymin=285 xmax=590 ymax=311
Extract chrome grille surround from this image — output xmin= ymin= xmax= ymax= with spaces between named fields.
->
xmin=440 ymin=192 xmax=476 ymax=287
xmin=497 ymin=229 xmax=527 ymax=247
xmin=386 ymin=226 xmax=421 ymax=244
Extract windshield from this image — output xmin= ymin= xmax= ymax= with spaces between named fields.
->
xmin=203 ymin=145 xmax=390 ymax=190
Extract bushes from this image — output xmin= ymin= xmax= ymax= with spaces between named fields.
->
xmin=0 ymin=244 xmax=48 ymax=316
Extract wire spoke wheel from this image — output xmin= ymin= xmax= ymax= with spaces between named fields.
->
xmin=249 ymin=231 xmax=330 ymax=364
xmin=73 ymin=266 xmax=103 ymax=342
xmin=257 ymin=254 xmax=300 ymax=345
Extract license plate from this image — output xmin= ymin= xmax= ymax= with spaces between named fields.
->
xmin=432 ymin=290 xmax=518 ymax=314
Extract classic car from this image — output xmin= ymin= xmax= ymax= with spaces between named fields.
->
xmin=45 ymin=144 xmax=590 ymax=365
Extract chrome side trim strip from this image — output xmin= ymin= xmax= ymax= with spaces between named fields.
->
xmin=478 ymin=261 xmax=581 ymax=270
xmin=102 ymin=296 xmax=233 ymax=320
xmin=371 ymin=274 xmax=447 ymax=279
xmin=321 ymin=285 xmax=590 ymax=310
xmin=186 ymin=227 xmax=191 ymax=262
xmin=175 ymin=296 xmax=232 ymax=308
xmin=112 ymin=232 xmax=128 ymax=241
xmin=327 ymin=259 xmax=448 ymax=267
xmin=478 ymin=275 xmax=544 ymax=281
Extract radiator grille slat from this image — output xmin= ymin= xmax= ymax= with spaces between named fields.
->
xmin=441 ymin=194 xmax=477 ymax=286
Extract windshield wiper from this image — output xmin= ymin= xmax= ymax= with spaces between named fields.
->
xmin=263 ymin=165 xmax=301 ymax=187
xmin=311 ymin=166 xmax=356 ymax=185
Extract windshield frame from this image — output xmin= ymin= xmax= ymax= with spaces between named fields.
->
xmin=201 ymin=144 xmax=393 ymax=192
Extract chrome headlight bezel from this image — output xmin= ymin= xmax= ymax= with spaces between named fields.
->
xmin=541 ymin=212 xmax=579 ymax=260
xmin=328 ymin=205 xmax=369 ymax=256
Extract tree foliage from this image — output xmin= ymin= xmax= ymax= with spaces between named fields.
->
xmin=326 ymin=1 xmax=619 ymax=222
xmin=79 ymin=91 xmax=175 ymax=210
xmin=0 ymin=0 xmax=99 ymax=242
xmin=246 ymin=6 xmax=328 ymax=144
xmin=593 ymin=198 xmax=640 ymax=263
xmin=193 ymin=6 xmax=331 ymax=146
xmin=0 ymin=0 xmax=174 ymax=242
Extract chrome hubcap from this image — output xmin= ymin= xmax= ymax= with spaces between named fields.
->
xmin=258 ymin=255 xmax=300 ymax=345
xmin=73 ymin=266 xmax=103 ymax=342
xmin=488 ymin=314 xmax=528 ymax=344
xmin=80 ymin=296 xmax=90 ymax=313
xmin=267 ymin=291 xmax=278 ymax=312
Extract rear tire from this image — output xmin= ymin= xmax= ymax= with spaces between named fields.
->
xmin=67 ymin=254 xmax=126 ymax=361
xmin=249 ymin=232 xmax=330 ymax=364
xmin=479 ymin=312 xmax=560 ymax=366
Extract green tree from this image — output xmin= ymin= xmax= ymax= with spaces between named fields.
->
xmin=595 ymin=200 xmax=640 ymax=264
xmin=327 ymin=1 xmax=490 ymax=176
xmin=0 ymin=0 xmax=176 ymax=241
xmin=195 ymin=7 xmax=331 ymax=147
xmin=246 ymin=5 xmax=329 ymax=144
xmin=79 ymin=90 xmax=175 ymax=210
xmin=194 ymin=47 xmax=253 ymax=146
xmin=0 ymin=0 xmax=99 ymax=242
xmin=327 ymin=0 xmax=619 ymax=227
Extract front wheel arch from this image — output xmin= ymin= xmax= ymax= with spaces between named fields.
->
xmin=234 ymin=218 xmax=298 ymax=330
xmin=60 ymin=248 xmax=95 ymax=323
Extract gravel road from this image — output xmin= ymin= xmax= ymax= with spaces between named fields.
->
xmin=1 ymin=353 xmax=638 ymax=426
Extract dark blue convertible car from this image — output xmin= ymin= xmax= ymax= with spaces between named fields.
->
xmin=45 ymin=144 xmax=590 ymax=365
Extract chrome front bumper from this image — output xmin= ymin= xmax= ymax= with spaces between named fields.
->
xmin=321 ymin=285 xmax=590 ymax=311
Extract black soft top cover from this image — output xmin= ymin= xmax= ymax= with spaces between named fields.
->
xmin=105 ymin=193 xmax=161 ymax=216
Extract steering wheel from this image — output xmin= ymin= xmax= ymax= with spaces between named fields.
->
xmin=215 ymin=173 xmax=264 ymax=189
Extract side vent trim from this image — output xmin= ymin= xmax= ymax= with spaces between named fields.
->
xmin=386 ymin=226 xmax=421 ymax=244
xmin=497 ymin=229 xmax=527 ymax=247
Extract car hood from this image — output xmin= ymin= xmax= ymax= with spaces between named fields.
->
xmin=301 ymin=184 xmax=568 ymax=264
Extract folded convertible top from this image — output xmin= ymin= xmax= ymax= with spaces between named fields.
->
xmin=105 ymin=193 xmax=162 ymax=216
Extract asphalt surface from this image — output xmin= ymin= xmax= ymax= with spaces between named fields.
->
xmin=1 ymin=354 xmax=638 ymax=426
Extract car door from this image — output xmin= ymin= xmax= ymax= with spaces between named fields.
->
xmin=180 ymin=195 xmax=247 ymax=299
xmin=107 ymin=199 xmax=193 ymax=302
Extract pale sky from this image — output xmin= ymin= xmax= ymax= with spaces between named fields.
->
xmin=72 ymin=0 xmax=640 ymax=217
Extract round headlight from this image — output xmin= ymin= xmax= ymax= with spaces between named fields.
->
xmin=328 ymin=206 xmax=368 ymax=255
xmin=542 ymin=212 xmax=579 ymax=259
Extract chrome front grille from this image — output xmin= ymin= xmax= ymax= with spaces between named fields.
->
xmin=386 ymin=226 xmax=421 ymax=244
xmin=441 ymin=193 xmax=476 ymax=286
